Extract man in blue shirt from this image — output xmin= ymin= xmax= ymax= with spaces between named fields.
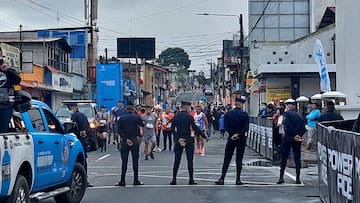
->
xmin=305 ymin=102 xmax=321 ymax=150
xmin=215 ymin=97 xmax=249 ymax=185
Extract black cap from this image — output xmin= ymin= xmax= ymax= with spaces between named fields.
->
xmin=181 ymin=101 xmax=192 ymax=106
xmin=68 ymin=103 xmax=78 ymax=107
xmin=100 ymin=105 xmax=106 ymax=109
xmin=326 ymin=100 xmax=335 ymax=107
xmin=235 ymin=98 xmax=246 ymax=104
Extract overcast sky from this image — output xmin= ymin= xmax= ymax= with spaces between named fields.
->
xmin=1 ymin=0 xmax=248 ymax=76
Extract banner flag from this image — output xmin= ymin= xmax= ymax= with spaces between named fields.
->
xmin=314 ymin=39 xmax=331 ymax=92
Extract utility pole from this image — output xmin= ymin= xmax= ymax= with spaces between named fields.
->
xmin=19 ymin=24 xmax=22 ymax=71
xmin=152 ymin=59 xmax=156 ymax=106
xmin=135 ymin=53 xmax=139 ymax=105
xmin=222 ymin=51 xmax=225 ymax=103
xmin=239 ymin=14 xmax=245 ymax=97
xmin=104 ymin=48 xmax=108 ymax=63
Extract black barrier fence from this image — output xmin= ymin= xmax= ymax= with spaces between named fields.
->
xmin=247 ymin=117 xmax=276 ymax=161
xmin=317 ymin=121 xmax=360 ymax=203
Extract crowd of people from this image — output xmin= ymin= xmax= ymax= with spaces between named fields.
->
xmin=70 ymin=97 xmax=250 ymax=186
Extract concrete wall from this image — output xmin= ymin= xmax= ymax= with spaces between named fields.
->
xmin=310 ymin=0 xmax=335 ymax=32
xmin=250 ymin=25 xmax=335 ymax=69
xmin=336 ymin=0 xmax=360 ymax=106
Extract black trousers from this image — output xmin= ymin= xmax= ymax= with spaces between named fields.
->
xmin=78 ymin=138 xmax=88 ymax=172
xmin=220 ymin=136 xmax=247 ymax=180
xmin=280 ymin=139 xmax=301 ymax=177
xmin=163 ymin=130 xmax=172 ymax=150
xmin=172 ymin=142 xmax=194 ymax=180
xmin=120 ymin=142 xmax=140 ymax=181
xmin=0 ymin=107 xmax=12 ymax=133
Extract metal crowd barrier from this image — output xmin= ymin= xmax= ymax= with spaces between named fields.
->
xmin=317 ymin=120 xmax=360 ymax=203
xmin=247 ymin=116 xmax=274 ymax=161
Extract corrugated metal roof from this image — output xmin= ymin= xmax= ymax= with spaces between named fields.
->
xmin=0 ymin=37 xmax=72 ymax=53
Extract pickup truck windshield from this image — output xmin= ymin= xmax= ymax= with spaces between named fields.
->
xmin=56 ymin=104 xmax=94 ymax=118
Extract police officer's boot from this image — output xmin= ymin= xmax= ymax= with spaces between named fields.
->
xmin=236 ymin=170 xmax=243 ymax=185
xmin=133 ymin=171 xmax=144 ymax=185
xmin=188 ymin=173 xmax=197 ymax=185
xmin=170 ymin=176 xmax=177 ymax=185
xmin=115 ymin=174 xmax=126 ymax=186
xmin=277 ymin=167 xmax=285 ymax=184
xmin=214 ymin=178 xmax=224 ymax=185
xmin=295 ymin=168 xmax=301 ymax=184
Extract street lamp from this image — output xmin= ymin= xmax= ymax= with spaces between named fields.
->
xmin=196 ymin=13 xmax=246 ymax=97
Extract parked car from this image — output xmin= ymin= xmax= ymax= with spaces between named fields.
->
xmin=56 ymin=100 xmax=99 ymax=151
xmin=204 ymin=88 xmax=213 ymax=96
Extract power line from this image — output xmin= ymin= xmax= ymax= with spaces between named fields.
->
xmin=99 ymin=0 xmax=209 ymax=24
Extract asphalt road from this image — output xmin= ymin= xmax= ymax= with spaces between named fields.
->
xmin=174 ymin=89 xmax=205 ymax=104
xmin=37 ymin=90 xmax=321 ymax=203
xmin=38 ymin=130 xmax=321 ymax=203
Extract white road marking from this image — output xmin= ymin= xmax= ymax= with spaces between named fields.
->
xmin=89 ymin=183 xmax=304 ymax=189
xmin=274 ymin=167 xmax=297 ymax=182
xmin=97 ymin=154 xmax=110 ymax=161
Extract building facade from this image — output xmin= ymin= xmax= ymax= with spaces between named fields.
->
xmin=249 ymin=0 xmax=310 ymax=42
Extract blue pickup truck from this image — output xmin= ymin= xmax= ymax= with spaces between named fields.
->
xmin=0 ymin=99 xmax=87 ymax=203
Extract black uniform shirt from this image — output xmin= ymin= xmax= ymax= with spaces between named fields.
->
xmin=171 ymin=110 xmax=206 ymax=144
xmin=71 ymin=111 xmax=89 ymax=136
xmin=118 ymin=112 xmax=144 ymax=143
xmin=283 ymin=110 xmax=306 ymax=142
xmin=224 ymin=108 xmax=249 ymax=139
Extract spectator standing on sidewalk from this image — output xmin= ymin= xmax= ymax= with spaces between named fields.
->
xmin=170 ymin=101 xmax=208 ymax=185
xmin=142 ymin=106 xmax=157 ymax=160
xmin=319 ymin=101 xmax=344 ymax=122
xmin=115 ymin=104 xmax=145 ymax=186
xmin=218 ymin=110 xmax=225 ymax=139
xmin=352 ymin=113 xmax=360 ymax=133
xmin=277 ymin=99 xmax=306 ymax=185
xmin=215 ymin=97 xmax=249 ymax=185
xmin=305 ymin=102 xmax=321 ymax=150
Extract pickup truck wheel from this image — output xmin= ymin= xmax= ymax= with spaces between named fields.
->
xmin=54 ymin=162 xmax=87 ymax=203
xmin=6 ymin=175 xmax=29 ymax=203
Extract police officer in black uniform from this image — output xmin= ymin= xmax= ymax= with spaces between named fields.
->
xmin=170 ymin=101 xmax=208 ymax=185
xmin=215 ymin=97 xmax=249 ymax=185
xmin=277 ymin=99 xmax=306 ymax=184
xmin=0 ymin=47 xmax=21 ymax=133
xmin=115 ymin=104 xmax=145 ymax=186
xmin=70 ymin=103 xmax=94 ymax=187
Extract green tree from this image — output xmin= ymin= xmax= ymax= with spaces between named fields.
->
xmin=158 ymin=47 xmax=191 ymax=69
xmin=194 ymin=75 xmax=210 ymax=86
